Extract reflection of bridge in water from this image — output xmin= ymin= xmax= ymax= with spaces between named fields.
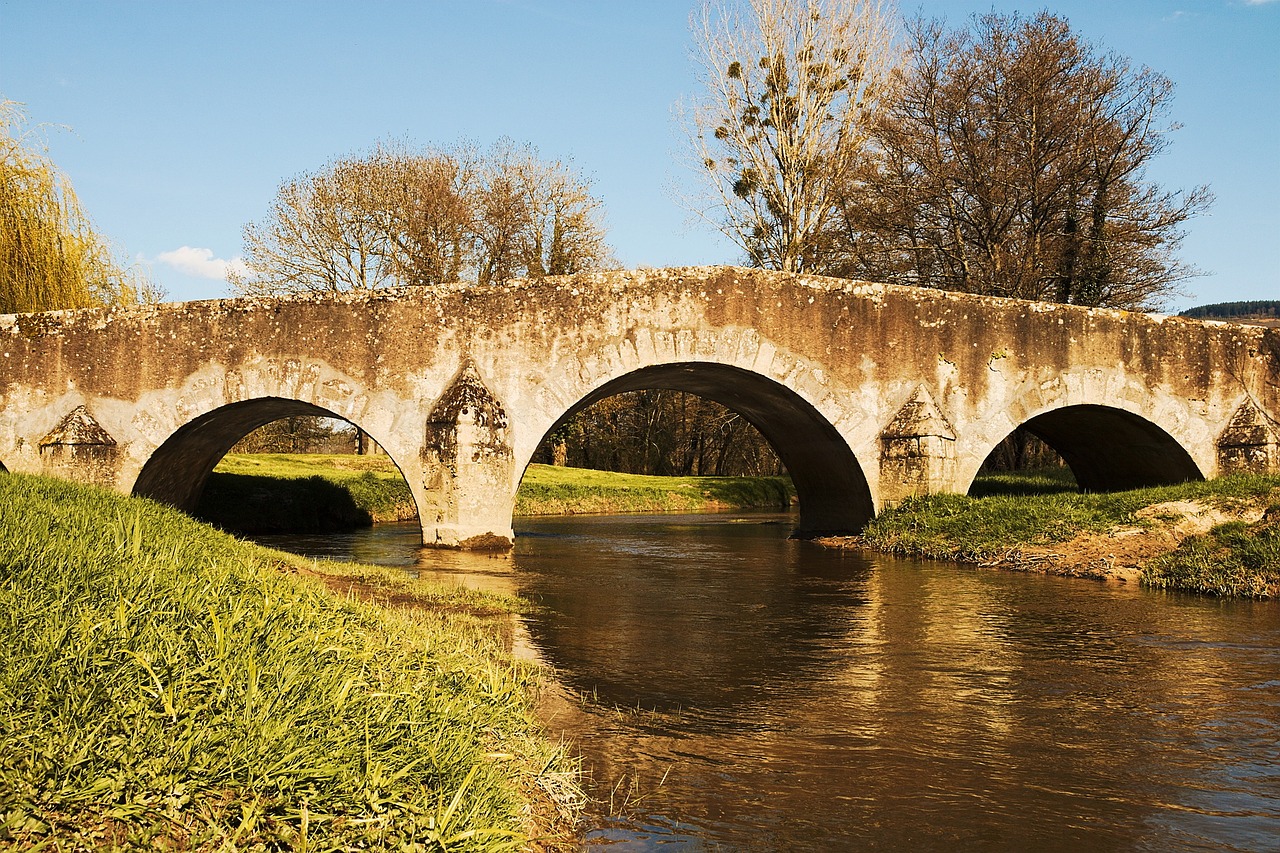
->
xmin=1 ymin=266 xmax=1276 ymax=548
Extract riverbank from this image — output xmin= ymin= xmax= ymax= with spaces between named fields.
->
xmin=513 ymin=463 xmax=793 ymax=516
xmin=197 ymin=453 xmax=418 ymax=531
xmin=824 ymin=473 xmax=1280 ymax=597
xmin=0 ymin=473 xmax=581 ymax=850
xmin=198 ymin=454 xmax=794 ymax=533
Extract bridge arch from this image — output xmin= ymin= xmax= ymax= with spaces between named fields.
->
xmin=131 ymin=397 xmax=417 ymax=520
xmin=518 ymin=362 xmax=875 ymax=536
xmin=966 ymin=402 xmax=1203 ymax=493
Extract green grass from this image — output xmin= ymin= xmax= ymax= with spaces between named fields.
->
xmin=514 ymin=464 xmax=793 ymax=516
xmin=1144 ymin=510 xmax=1280 ymax=597
xmin=0 ymin=473 xmax=579 ymax=850
xmin=200 ymin=454 xmax=417 ymax=531
xmin=200 ymin=454 xmax=794 ymax=533
xmin=967 ymin=465 xmax=1078 ymax=497
xmin=859 ymin=473 xmax=1280 ymax=596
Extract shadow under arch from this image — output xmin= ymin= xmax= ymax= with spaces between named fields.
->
xmin=984 ymin=404 xmax=1203 ymax=492
xmin=132 ymin=397 xmax=415 ymax=517
xmin=529 ymin=363 xmax=875 ymax=536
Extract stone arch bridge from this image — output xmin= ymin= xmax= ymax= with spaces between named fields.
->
xmin=2 ymin=266 xmax=1277 ymax=548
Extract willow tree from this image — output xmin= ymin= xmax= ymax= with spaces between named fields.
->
xmin=232 ymin=140 xmax=614 ymax=295
xmin=1 ymin=100 xmax=151 ymax=313
xmin=683 ymin=0 xmax=900 ymax=272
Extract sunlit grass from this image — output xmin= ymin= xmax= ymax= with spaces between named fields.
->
xmin=0 ymin=473 xmax=579 ymax=850
xmin=968 ymin=465 xmax=1077 ymax=497
xmin=514 ymin=463 xmax=793 ymax=516
xmin=203 ymin=453 xmax=417 ymax=529
xmin=860 ymin=472 xmax=1280 ymax=596
xmin=1144 ymin=511 xmax=1280 ymax=597
xmin=204 ymin=454 xmax=794 ymax=528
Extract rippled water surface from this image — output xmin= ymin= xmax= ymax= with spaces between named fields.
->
xmin=259 ymin=515 xmax=1280 ymax=851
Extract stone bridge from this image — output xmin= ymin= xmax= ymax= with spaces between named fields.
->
xmin=2 ymin=266 xmax=1277 ymax=548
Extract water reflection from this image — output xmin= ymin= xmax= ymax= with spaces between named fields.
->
xmin=257 ymin=514 xmax=1280 ymax=852
xmin=254 ymin=522 xmax=524 ymax=596
xmin=514 ymin=514 xmax=873 ymax=713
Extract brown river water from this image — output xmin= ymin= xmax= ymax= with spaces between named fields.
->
xmin=257 ymin=513 xmax=1280 ymax=852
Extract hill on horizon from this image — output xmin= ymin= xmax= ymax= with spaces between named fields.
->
xmin=1179 ymin=300 xmax=1280 ymax=327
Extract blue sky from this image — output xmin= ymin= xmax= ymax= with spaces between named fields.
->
xmin=1 ymin=0 xmax=1276 ymax=309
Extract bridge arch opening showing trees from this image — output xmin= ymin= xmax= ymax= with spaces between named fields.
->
xmin=524 ymin=363 xmax=875 ymax=536
xmin=971 ymin=404 xmax=1203 ymax=496
xmin=131 ymin=397 xmax=419 ymax=535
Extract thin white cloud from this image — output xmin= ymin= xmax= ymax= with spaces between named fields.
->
xmin=154 ymin=246 xmax=250 ymax=281
xmin=1245 ymin=0 xmax=1279 ymax=5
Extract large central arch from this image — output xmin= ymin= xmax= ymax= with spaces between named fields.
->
xmin=529 ymin=363 xmax=875 ymax=536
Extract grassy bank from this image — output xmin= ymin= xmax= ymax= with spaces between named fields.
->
xmin=513 ymin=464 xmax=793 ymax=516
xmin=198 ymin=453 xmax=418 ymax=532
xmin=849 ymin=473 xmax=1280 ymax=597
xmin=0 ymin=474 xmax=579 ymax=850
xmin=1144 ymin=508 xmax=1280 ymax=596
xmin=198 ymin=454 xmax=794 ymax=533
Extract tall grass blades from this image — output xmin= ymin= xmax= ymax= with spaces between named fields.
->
xmin=0 ymin=474 xmax=576 ymax=850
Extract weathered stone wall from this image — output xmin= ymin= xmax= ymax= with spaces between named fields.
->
xmin=1 ymin=266 xmax=1276 ymax=547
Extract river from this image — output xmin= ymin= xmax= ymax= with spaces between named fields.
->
xmin=255 ymin=513 xmax=1280 ymax=851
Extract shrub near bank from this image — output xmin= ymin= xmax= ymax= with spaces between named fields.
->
xmin=0 ymin=474 xmax=577 ymax=850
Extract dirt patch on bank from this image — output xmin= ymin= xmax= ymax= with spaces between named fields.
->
xmin=990 ymin=500 xmax=1264 ymax=583
xmin=822 ymin=499 xmax=1266 ymax=586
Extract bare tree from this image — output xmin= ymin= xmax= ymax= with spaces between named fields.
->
xmin=473 ymin=143 xmax=530 ymax=287
xmin=834 ymin=12 xmax=1210 ymax=310
xmin=541 ymin=391 xmax=784 ymax=478
xmin=375 ymin=145 xmax=478 ymax=287
xmin=682 ymin=0 xmax=900 ymax=272
xmin=473 ymin=142 xmax=615 ymax=285
xmin=232 ymin=141 xmax=613 ymax=295
xmin=515 ymin=151 xmax=615 ymax=279
xmin=232 ymin=416 xmax=346 ymax=454
xmin=234 ymin=156 xmax=395 ymax=295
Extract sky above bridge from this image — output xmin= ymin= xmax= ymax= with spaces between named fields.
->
xmin=0 ymin=0 xmax=1276 ymax=310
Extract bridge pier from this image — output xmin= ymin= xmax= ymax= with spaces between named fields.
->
xmin=418 ymin=362 xmax=516 ymax=550
xmin=877 ymin=386 xmax=961 ymax=505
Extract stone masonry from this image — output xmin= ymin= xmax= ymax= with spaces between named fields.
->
xmin=1 ymin=266 xmax=1277 ymax=548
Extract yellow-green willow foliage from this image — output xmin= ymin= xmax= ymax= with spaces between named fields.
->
xmin=1 ymin=100 xmax=154 ymax=314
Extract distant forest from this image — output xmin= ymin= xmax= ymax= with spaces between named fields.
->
xmin=1179 ymin=301 xmax=1280 ymax=320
